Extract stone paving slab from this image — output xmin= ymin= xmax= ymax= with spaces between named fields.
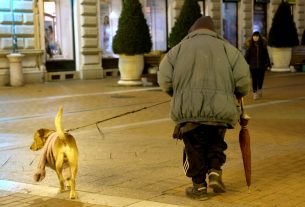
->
xmin=0 ymin=190 xmax=107 ymax=207
xmin=0 ymin=72 xmax=305 ymax=206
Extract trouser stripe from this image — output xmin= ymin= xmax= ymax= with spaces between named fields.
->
xmin=183 ymin=151 xmax=189 ymax=175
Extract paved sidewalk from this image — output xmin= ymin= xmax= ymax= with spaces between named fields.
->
xmin=0 ymin=72 xmax=305 ymax=207
xmin=0 ymin=189 xmax=107 ymax=207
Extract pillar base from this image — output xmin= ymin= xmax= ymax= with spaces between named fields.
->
xmin=6 ymin=53 xmax=25 ymax=87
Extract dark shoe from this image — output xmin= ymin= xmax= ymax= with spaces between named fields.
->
xmin=185 ymin=183 xmax=208 ymax=201
xmin=208 ymin=169 xmax=226 ymax=193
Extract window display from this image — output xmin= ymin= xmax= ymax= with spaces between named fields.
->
xmin=100 ymin=1 xmax=112 ymax=56
xmin=44 ymin=0 xmax=73 ymax=60
xmin=143 ymin=0 xmax=167 ymax=51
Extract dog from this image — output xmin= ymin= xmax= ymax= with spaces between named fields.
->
xmin=30 ymin=107 xmax=78 ymax=199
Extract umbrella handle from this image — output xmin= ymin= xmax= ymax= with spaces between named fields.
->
xmin=240 ymin=98 xmax=250 ymax=120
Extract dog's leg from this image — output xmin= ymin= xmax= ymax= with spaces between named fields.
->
xmin=55 ymin=154 xmax=65 ymax=193
xmin=67 ymin=152 xmax=78 ymax=199
xmin=69 ymin=165 xmax=78 ymax=199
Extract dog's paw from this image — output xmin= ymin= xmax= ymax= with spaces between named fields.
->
xmin=33 ymin=172 xmax=45 ymax=182
xmin=58 ymin=188 xmax=66 ymax=194
xmin=70 ymin=191 xmax=77 ymax=199
xmin=65 ymin=179 xmax=72 ymax=189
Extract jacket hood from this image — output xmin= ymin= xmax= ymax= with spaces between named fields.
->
xmin=189 ymin=16 xmax=215 ymax=33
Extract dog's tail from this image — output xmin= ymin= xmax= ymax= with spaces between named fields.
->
xmin=55 ymin=106 xmax=65 ymax=140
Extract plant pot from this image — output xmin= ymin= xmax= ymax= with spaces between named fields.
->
xmin=118 ymin=54 xmax=144 ymax=86
xmin=270 ymin=47 xmax=292 ymax=72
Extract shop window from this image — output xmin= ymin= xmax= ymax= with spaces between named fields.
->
xmin=222 ymin=2 xmax=238 ymax=47
xmin=143 ymin=0 xmax=167 ymax=51
xmin=100 ymin=0 xmax=167 ymax=57
xmin=100 ymin=0 xmax=122 ymax=58
xmin=253 ymin=3 xmax=267 ymax=37
xmin=44 ymin=0 xmax=74 ymax=60
xmin=100 ymin=1 xmax=112 ymax=56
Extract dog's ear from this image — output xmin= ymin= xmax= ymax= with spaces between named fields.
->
xmin=37 ymin=128 xmax=52 ymax=142
xmin=37 ymin=128 xmax=45 ymax=136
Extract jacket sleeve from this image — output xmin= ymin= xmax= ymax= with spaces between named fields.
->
xmin=158 ymin=52 xmax=174 ymax=96
xmin=231 ymin=50 xmax=251 ymax=98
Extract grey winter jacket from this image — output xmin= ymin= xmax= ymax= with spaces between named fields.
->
xmin=158 ymin=29 xmax=250 ymax=128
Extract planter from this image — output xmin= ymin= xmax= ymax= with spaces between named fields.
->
xmin=118 ymin=54 xmax=144 ymax=86
xmin=270 ymin=47 xmax=292 ymax=72
xmin=6 ymin=53 xmax=25 ymax=86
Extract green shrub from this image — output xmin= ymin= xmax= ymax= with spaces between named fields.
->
xmin=112 ymin=0 xmax=152 ymax=55
xmin=268 ymin=1 xmax=299 ymax=47
xmin=168 ymin=0 xmax=202 ymax=48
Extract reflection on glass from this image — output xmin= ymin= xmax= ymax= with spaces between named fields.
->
xmin=44 ymin=1 xmax=62 ymax=59
xmin=100 ymin=2 xmax=112 ymax=56
xmin=222 ymin=2 xmax=237 ymax=47
xmin=144 ymin=0 xmax=167 ymax=51
xmin=100 ymin=0 xmax=121 ymax=58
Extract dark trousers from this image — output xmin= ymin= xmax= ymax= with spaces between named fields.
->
xmin=182 ymin=125 xmax=227 ymax=185
xmin=250 ymin=68 xmax=265 ymax=92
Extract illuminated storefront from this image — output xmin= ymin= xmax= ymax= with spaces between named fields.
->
xmin=0 ymin=0 xmax=304 ymax=85
xmin=43 ymin=0 xmax=75 ymax=73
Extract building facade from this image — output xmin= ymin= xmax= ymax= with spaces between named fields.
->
xmin=0 ymin=0 xmax=304 ymax=86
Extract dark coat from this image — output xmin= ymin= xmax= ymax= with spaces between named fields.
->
xmin=158 ymin=28 xmax=250 ymax=128
xmin=245 ymin=42 xmax=271 ymax=70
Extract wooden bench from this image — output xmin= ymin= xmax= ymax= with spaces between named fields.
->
xmin=290 ymin=45 xmax=305 ymax=70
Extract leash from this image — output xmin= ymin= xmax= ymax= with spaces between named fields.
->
xmin=66 ymin=100 xmax=170 ymax=134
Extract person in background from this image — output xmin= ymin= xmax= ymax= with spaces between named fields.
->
xmin=245 ymin=31 xmax=271 ymax=100
xmin=158 ymin=16 xmax=250 ymax=201
xmin=45 ymin=28 xmax=52 ymax=58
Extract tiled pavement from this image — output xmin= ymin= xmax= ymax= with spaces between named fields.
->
xmin=0 ymin=72 xmax=305 ymax=207
xmin=0 ymin=190 xmax=105 ymax=207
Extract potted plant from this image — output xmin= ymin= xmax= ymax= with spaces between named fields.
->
xmin=268 ymin=1 xmax=299 ymax=72
xmin=112 ymin=0 xmax=152 ymax=86
xmin=168 ymin=0 xmax=202 ymax=48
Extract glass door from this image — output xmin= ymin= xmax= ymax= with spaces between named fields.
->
xmin=253 ymin=3 xmax=267 ymax=37
xmin=143 ymin=0 xmax=167 ymax=51
xmin=222 ymin=2 xmax=238 ymax=47
xmin=44 ymin=0 xmax=75 ymax=72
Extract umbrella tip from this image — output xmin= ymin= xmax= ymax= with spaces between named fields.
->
xmin=248 ymin=187 xmax=251 ymax=193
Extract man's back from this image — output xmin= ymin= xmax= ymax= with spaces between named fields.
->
xmin=158 ymin=28 xmax=250 ymax=128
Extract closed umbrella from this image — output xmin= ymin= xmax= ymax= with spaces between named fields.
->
xmin=239 ymin=98 xmax=251 ymax=190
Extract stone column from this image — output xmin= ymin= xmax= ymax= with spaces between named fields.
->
xmin=205 ymin=0 xmax=221 ymax=34
xmin=239 ymin=0 xmax=253 ymax=53
xmin=76 ymin=0 xmax=103 ymax=80
xmin=295 ymin=0 xmax=305 ymax=41
xmin=6 ymin=53 xmax=25 ymax=86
